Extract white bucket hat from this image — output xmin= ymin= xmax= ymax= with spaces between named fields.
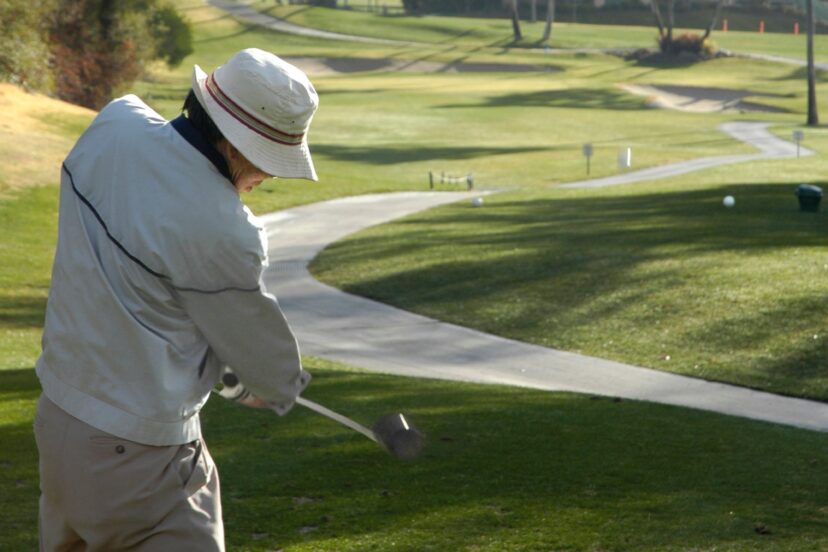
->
xmin=192 ymin=48 xmax=319 ymax=181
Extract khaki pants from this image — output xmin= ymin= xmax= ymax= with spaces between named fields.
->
xmin=34 ymin=394 xmax=224 ymax=551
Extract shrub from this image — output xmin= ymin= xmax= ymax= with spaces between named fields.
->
xmin=150 ymin=4 xmax=194 ymax=67
xmin=50 ymin=0 xmax=193 ymax=109
xmin=658 ymin=32 xmax=717 ymax=57
xmin=0 ymin=0 xmax=56 ymax=90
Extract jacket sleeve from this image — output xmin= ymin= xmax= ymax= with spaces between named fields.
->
xmin=178 ymin=282 xmax=310 ymax=411
xmin=175 ymin=219 xmax=310 ymax=412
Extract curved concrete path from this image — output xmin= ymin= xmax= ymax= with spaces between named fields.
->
xmin=262 ymin=123 xmax=828 ymax=432
xmin=207 ymin=0 xmax=414 ymax=45
xmin=562 ymin=121 xmax=813 ymax=189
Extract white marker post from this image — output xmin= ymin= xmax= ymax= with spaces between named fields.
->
xmin=618 ymin=147 xmax=632 ymax=170
xmin=793 ymin=130 xmax=805 ymax=158
xmin=582 ymin=143 xmax=594 ymax=175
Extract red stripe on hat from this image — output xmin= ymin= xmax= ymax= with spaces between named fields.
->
xmin=206 ymin=73 xmax=305 ymax=146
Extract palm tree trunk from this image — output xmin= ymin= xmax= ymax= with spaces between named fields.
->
xmin=510 ymin=0 xmax=522 ymax=41
xmin=530 ymin=0 xmax=537 ymax=22
xmin=807 ymin=0 xmax=819 ymax=125
xmin=648 ymin=0 xmax=666 ymax=39
xmin=541 ymin=0 xmax=555 ymax=43
xmin=666 ymin=0 xmax=674 ymax=42
xmin=702 ymin=0 xmax=726 ymax=41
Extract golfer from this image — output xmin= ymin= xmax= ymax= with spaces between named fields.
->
xmin=34 ymin=49 xmax=316 ymax=550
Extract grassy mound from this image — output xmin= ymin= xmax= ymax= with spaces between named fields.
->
xmin=0 ymin=83 xmax=94 ymax=193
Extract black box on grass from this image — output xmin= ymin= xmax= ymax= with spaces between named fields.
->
xmin=796 ymin=184 xmax=822 ymax=212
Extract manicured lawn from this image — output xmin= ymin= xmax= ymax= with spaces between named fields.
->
xmin=4 ymin=2 xmax=828 ymax=549
xmin=138 ymin=2 xmax=828 ymax=216
xmin=249 ymin=2 xmax=828 ymax=63
xmin=4 ymin=358 xmax=828 ymax=551
xmin=312 ymin=130 xmax=828 ymax=400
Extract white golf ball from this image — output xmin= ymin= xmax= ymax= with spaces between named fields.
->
xmin=471 ymin=197 xmax=484 ymax=207
xmin=723 ymin=195 xmax=735 ymax=208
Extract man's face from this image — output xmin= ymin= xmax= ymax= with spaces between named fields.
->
xmin=222 ymin=141 xmax=273 ymax=193
xmin=232 ymin=161 xmax=271 ymax=194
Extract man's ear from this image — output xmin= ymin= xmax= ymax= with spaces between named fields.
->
xmin=217 ymin=139 xmax=240 ymax=162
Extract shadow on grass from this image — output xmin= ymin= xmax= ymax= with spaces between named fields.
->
xmin=0 ymin=294 xmax=47 ymax=329
xmin=771 ymin=66 xmax=828 ymax=82
xmin=313 ymin=182 xmax=828 ymax=398
xmin=0 ymin=368 xmax=41 ymax=550
xmin=201 ymin=366 xmax=828 ymax=550
xmin=437 ymin=87 xmax=647 ymax=110
xmin=192 ymin=24 xmax=260 ymax=44
xmin=3 ymin=366 xmax=828 ymax=549
xmin=311 ymin=143 xmax=549 ymax=165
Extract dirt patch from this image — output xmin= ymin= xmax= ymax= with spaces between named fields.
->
xmin=0 ymin=84 xmax=94 ymax=191
xmin=283 ymin=56 xmax=558 ymax=75
xmin=620 ymin=83 xmax=790 ymax=114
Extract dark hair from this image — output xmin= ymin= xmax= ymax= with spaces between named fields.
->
xmin=183 ymin=89 xmax=225 ymax=148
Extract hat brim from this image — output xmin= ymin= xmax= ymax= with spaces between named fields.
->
xmin=192 ymin=64 xmax=318 ymax=181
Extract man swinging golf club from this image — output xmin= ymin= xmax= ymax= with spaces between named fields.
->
xmin=34 ymin=48 xmax=316 ymax=551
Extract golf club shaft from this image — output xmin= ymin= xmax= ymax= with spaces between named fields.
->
xmin=295 ymin=396 xmax=378 ymax=443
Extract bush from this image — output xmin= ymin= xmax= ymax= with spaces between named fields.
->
xmin=0 ymin=0 xmax=56 ymax=90
xmin=150 ymin=4 xmax=194 ymax=67
xmin=658 ymin=32 xmax=717 ymax=57
xmin=50 ymin=0 xmax=193 ymax=109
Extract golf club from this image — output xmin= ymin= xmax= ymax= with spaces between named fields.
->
xmin=219 ymin=371 xmax=424 ymax=459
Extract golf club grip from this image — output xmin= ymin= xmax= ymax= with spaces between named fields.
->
xmin=295 ymin=396 xmax=378 ymax=443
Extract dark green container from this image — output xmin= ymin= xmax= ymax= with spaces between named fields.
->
xmin=796 ymin=184 xmax=822 ymax=212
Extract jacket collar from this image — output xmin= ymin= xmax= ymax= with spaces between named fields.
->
xmin=171 ymin=115 xmax=231 ymax=180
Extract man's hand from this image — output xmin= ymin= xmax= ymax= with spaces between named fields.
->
xmin=217 ymin=368 xmax=311 ymax=414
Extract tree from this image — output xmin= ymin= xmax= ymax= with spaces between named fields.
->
xmin=509 ymin=0 xmax=522 ymax=41
xmin=51 ymin=0 xmax=193 ymax=109
xmin=541 ymin=0 xmax=556 ymax=44
xmin=701 ymin=0 xmax=726 ymax=41
xmin=0 ymin=0 xmax=56 ymax=90
xmin=151 ymin=5 xmax=193 ymax=66
xmin=643 ymin=0 xmax=727 ymax=55
xmin=806 ymin=0 xmax=819 ymax=125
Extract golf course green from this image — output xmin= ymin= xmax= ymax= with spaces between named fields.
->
xmin=2 ymin=1 xmax=828 ymax=549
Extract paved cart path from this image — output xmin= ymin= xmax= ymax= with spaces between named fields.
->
xmin=207 ymin=0 xmax=414 ymax=45
xmin=262 ymin=123 xmax=828 ymax=432
xmin=562 ymin=121 xmax=813 ymax=189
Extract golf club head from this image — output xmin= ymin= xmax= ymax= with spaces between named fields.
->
xmin=372 ymin=413 xmax=424 ymax=460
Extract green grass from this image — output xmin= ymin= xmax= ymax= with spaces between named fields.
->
xmin=133 ymin=1 xmax=828 ymax=216
xmin=4 ymin=358 xmax=828 ymax=551
xmin=249 ymin=2 xmax=828 ymax=63
xmin=4 ymin=2 xmax=828 ymax=549
xmin=0 ymin=186 xmax=58 ymax=370
xmin=312 ymin=127 xmax=828 ymax=400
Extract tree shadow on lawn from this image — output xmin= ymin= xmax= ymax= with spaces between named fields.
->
xmin=316 ymin=182 xmax=828 ymax=397
xmin=770 ymin=66 xmax=828 ymax=83
xmin=0 ymin=368 xmax=41 ymax=550
xmin=311 ymin=143 xmax=549 ymax=165
xmin=192 ymin=23 xmax=260 ymax=44
xmin=0 ymin=293 xmax=47 ymax=329
xmin=436 ymin=87 xmax=648 ymax=110
xmin=4 ymin=367 xmax=828 ymax=549
xmin=202 ymin=368 xmax=828 ymax=550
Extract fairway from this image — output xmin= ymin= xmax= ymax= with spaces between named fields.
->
xmin=3 ymin=0 xmax=828 ymax=550
xmin=250 ymin=1 xmax=828 ymax=63
xmin=4 ymin=359 xmax=828 ymax=551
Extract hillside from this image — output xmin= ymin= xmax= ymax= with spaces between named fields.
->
xmin=0 ymin=84 xmax=94 ymax=193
